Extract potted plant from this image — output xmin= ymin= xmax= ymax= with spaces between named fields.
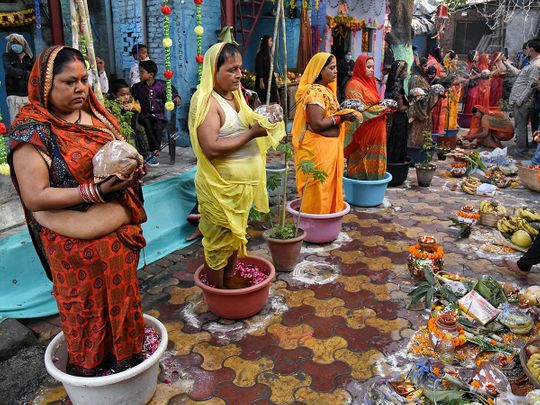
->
xmin=415 ymin=131 xmax=437 ymax=187
xmin=262 ymin=143 xmax=334 ymax=270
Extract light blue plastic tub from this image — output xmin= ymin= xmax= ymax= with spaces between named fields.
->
xmin=343 ymin=172 xmax=393 ymax=207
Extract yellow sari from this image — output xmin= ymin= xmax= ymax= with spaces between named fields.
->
xmin=188 ymin=43 xmax=285 ymax=270
xmin=292 ymin=53 xmax=359 ymax=214
xmin=444 ymin=54 xmax=462 ymax=131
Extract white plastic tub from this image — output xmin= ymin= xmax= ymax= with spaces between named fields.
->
xmin=44 ymin=314 xmax=168 ymax=405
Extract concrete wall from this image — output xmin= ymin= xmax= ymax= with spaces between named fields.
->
xmin=326 ymin=0 xmax=386 ymax=78
xmin=505 ymin=9 xmax=540 ymax=57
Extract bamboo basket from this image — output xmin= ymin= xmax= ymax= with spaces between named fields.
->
xmin=520 ymin=339 xmax=540 ymax=388
xmin=494 ymin=231 xmax=528 ymax=253
xmin=480 ymin=211 xmax=504 ymax=227
xmin=518 ymin=165 xmax=540 ymax=192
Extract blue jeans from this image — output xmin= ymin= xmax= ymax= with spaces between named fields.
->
xmin=533 ymin=144 xmax=540 ymax=165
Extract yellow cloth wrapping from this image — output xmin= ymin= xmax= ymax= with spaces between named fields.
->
xmin=188 ymin=42 xmax=286 ymax=270
xmin=443 ymin=54 xmax=461 ymax=131
xmin=291 ymin=53 xmax=360 ymax=214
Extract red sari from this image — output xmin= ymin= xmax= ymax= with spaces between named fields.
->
xmin=344 ymin=56 xmax=388 ymax=180
xmin=427 ymin=56 xmax=447 ymax=134
xmin=489 ymin=52 xmax=504 ymax=108
xmin=8 ymin=46 xmax=146 ymax=376
xmin=477 ymin=54 xmax=491 ymax=109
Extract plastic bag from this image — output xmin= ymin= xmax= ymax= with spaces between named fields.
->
xmin=92 ymin=140 xmax=144 ymax=184
xmin=381 ymin=99 xmax=398 ymax=110
xmin=476 ymin=183 xmax=499 ymax=196
xmin=409 ymin=87 xmax=427 ymax=98
xmin=430 ymin=84 xmax=446 ymax=95
xmin=254 ymin=104 xmax=284 ymax=124
xmin=472 ymin=361 xmax=511 ymax=395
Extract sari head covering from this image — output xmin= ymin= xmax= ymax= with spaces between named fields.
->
xmin=490 ymin=52 xmax=502 ymax=69
xmin=291 ymin=52 xmax=336 ymax=147
xmin=384 ymin=60 xmax=407 ymax=99
xmin=443 ymin=51 xmax=458 ymax=70
xmin=188 ymin=42 xmax=285 ymax=269
xmin=467 ymin=50 xmax=478 ymax=69
xmin=478 ymin=53 xmax=490 ymax=71
xmin=6 ymin=33 xmax=33 ymax=58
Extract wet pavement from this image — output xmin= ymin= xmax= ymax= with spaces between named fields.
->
xmin=23 ymin=145 xmax=540 ymax=404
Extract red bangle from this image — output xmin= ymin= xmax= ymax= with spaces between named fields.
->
xmin=78 ymin=184 xmax=91 ymax=203
xmin=333 ymin=115 xmax=342 ymax=125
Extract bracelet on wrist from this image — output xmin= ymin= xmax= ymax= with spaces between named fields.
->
xmin=78 ymin=183 xmax=106 ymax=204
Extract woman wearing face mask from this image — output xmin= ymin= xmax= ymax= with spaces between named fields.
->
xmin=344 ymin=56 xmax=390 ymax=180
xmin=3 ymin=33 xmax=34 ymax=122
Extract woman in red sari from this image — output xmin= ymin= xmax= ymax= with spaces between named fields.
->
xmin=477 ymin=53 xmax=491 ymax=109
xmin=463 ymin=50 xmax=481 ymax=115
xmin=427 ymin=48 xmax=447 ymax=134
xmin=344 ymin=56 xmax=389 ymax=180
xmin=489 ymin=52 xmax=505 ymax=108
xmin=8 ymin=46 xmax=147 ymax=376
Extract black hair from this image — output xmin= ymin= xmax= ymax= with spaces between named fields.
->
xmin=314 ymin=55 xmax=335 ymax=83
xmin=52 ymin=47 xmax=85 ymax=77
xmin=139 ymin=60 xmax=158 ymax=78
xmin=412 ymin=46 xmax=418 ymax=51
xmin=131 ymin=43 xmax=147 ymax=58
xmin=257 ymin=35 xmax=272 ymax=65
xmin=216 ymin=43 xmax=242 ymax=71
xmin=109 ymin=79 xmax=130 ymax=97
xmin=385 ymin=60 xmax=407 ymax=99
xmin=523 ymin=42 xmax=529 ymax=50
xmin=430 ymin=46 xmax=443 ymax=63
xmin=527 ymin=38 xmax=540 ymax=53
xmin=448 ymin=50 xmax=456 ymax=60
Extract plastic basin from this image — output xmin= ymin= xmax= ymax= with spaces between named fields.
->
xmin=44 ymin=314 xmax=168 ymax=405
xmin=286 ymin=199 xmax=350 ymax=244
xmin=387 ymin=160 xmax=411 ymax=187
xmin=343 ymin=172 xmax=392 ymax=207
xmin=194 ymin=256 xmax=275 ymax=319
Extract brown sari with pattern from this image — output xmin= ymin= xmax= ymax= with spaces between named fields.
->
xmin=7 ymin=46 xmax=147 ymax=376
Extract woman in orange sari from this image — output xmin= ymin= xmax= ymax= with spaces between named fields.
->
xmin=344 ymin=55 xmax=389 ymax=180
xmin=292 ymin=53 xmax=358 ymax=214
xmin=8 ymin=46 xmax=147 ymax=376
xmin=489 ymin=52 xmax=505 ymax=108
xmin=463 ymin=105 xmax=514 ymax=148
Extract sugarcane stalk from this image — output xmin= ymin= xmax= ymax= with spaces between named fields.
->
xmin=75 ymin=0 xmax=103 ymax=103
xmin=266 ymin=0 xmax=281 ymax=105
xmin=70 ymin=0 xmax=79 ymax=49
xmin=278 ymin=0 xmax=289 ymax=231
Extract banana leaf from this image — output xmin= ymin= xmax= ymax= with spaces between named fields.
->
xmin=474 ymin=276 xmax=508 ymax=308
xmin=423 ymin=390 xmax=465 ymax=402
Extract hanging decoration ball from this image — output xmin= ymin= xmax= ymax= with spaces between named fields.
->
xmin=165 ymin=101 xmax=175 ymax=111
xmin=164 ymin=70 xmax=174 ymax=79
xmin=162 ymin=37 xmax=173 ymax=48
xmin=194 ymin=25 xmax=204 ymax=36
xmin=194 ymin=0 xmax=203 ymax=4
xmin=161 ymin=5 xmax=172 ymax=15
xmin=196 ymin=54 xmax=204 ymax=64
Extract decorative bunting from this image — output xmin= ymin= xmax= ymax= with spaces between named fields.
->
xmin=162 ymin=1 xmax=174 ymax=111
xmin=194 ymin=0 xmax=204 ymax=82
xmin=0 ymin=8 xmax=35 ymax=28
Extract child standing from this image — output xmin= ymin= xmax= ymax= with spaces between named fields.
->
xmin=129 ymin=44 xmax=149 ymax=86
xmin=108 ymin=79 xmax=159 ymax=166
xmin=131 ymin=60 xmax=181 ymax=157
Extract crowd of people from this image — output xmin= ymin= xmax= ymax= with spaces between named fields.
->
xmin=3 ymin=29 xmax=540 ymax=379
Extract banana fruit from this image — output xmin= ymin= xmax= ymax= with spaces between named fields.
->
xmin=479 ymin=200 xmax=507 ymax=216
xmin=461 ymin=177 xmax=482 ymax=195
xmin=497 ymin=215 xmax=539 ymax=238
xmin=517 ymin=207 xmax=540 ymax=223
xmin=527 ymin=353 xmax=540 ymax=381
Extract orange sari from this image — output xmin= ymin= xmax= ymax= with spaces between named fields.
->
xmin=8 ymin=46 xmax=146 ymax=376
xmin=292 ymin=53 xmax=345 ymax=214
xmin=478 ymin=53 xmax=491 ymax=109
xmin=344 ymin=56 xmax=388 ymax=180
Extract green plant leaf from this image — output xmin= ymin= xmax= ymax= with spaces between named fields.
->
xmin=277 ymin=143 xmax=293 ymax=160
xmin=423 ymin=390 xmax=466 ymax=402
xmin=424 ymin=269 xmax=435 ymax=286
xmin=267 ymin=173 xmax=282 ymax=191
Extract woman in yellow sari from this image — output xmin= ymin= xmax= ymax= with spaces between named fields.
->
xmin=188 ymin=43 xmax=285 ymax=288
xmin=291 ymin=53 xmax=358 ymax=215
xmin=443 ymin=51 xmax=462 ymax=131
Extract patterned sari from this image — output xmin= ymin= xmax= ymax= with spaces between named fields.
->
xmin=344 ymin=56 xmax=388 ymax=180
xmin=7 ymin=46 xmax=146 ymax=376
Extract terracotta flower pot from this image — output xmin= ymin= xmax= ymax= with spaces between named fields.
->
xmin=263 ymin=229 xmax=305 ymax=272
xmin=194 ymin=256 xmax=275 ymax=319
xmin=286 ymin=199 xmax=350 ymax=244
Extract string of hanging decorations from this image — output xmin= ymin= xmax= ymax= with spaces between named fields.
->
xmin=194 ymin=0 xmax=204 ymax=82
xmin=0 ymin=9 xmax=35 ymax=27
xmin=326 ymin=15 xmax=382 ymax=32
xmin=161 ymin=1 xmax=174 ymax=111
xmin=0 ymin=112 xmax=9 ymax=176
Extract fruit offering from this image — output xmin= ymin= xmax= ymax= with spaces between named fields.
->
xmin=527 ymin=352 xmax=540 ymax=382
xmin=497 ymin=215 xmax=539 ymax=240
xmin=461 ymin=177 xmax=482 ymax=195
xmin=479 ymin=200 xmax=507 ymax=216
xmin=516 ymin=207 xmax=540 ymax=222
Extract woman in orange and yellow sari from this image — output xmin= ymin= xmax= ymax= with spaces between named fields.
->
xmin=292 ymin=53 xmax=358 ymax=215
xmin=344 ymin=55 xmax=389 ymax=180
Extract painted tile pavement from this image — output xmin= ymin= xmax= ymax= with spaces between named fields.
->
xmin=31 ymin=158 xmax=540 ymax=404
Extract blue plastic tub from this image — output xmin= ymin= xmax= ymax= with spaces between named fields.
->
xmin=343 ymin=172 xmax=393 ymax=207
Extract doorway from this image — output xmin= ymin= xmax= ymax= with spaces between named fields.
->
xmin=331 ymin=24 xmax=351 ymax=63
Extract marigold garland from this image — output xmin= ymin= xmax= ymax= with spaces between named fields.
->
xmin=162 ymin=0 xmax=174 ymax=111
xmin=408 ymin=244 xmax=444 ymax=260
xmin=451 ymin=162 xmax=466 ymax=168
xmin=0 ymin=112 xmax=9 ymax=176
xmin=427 ymin=317 xmax=467 ymax=347
xmin=456 ymin=209 xmax=480 ymax=220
